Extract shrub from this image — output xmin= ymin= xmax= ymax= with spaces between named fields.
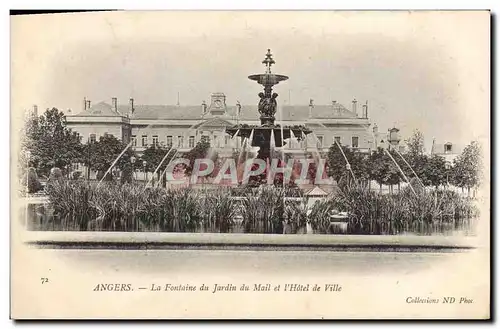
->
xmin=23 ymin=167 xmax=43 ymax=194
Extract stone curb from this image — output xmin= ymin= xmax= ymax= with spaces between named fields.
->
xmin=21 ymin=231 xmax=480 ymax=251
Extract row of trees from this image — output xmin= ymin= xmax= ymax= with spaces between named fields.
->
xmin=21 ymin=108 xmax=483 ymax=194
xmin=325 ymin=129 xmax=482 ymax=195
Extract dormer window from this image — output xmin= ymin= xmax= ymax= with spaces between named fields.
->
xmin=445 ymin=143 xmax=452 ymax=153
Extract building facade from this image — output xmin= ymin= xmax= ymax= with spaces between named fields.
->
xmin=431 ymin=140 xmax=464 ymax=166
xmin=66 ymin=92 xmax=376 ymax=157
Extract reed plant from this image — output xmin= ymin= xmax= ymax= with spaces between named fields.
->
xmin=284 ymin=198 xmax=308 ymax=234
xmin=45 ymin=180 xmax=96 ymax=230
xmin=240 ymin=186 xmax=285 ymax=234
xmin=201 ymin=188 xmax=237 ymax=233
xmin=327 ymin=185 xmax=478 ymax=235
xmin=41 ymin=179 xmax=478 ymax=235
xmin=308 ymin=198 xmax=335 ymax=234
xmin=44 ymin=181 xmax=205 ymax=232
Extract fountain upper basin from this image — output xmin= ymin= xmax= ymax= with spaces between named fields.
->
xmin=248 ymin=73 xmax=289 ymax=86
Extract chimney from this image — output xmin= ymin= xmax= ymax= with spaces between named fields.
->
xmin=112 ymin=97 xmax=118 ymax=112
xmin=129 ymin=98 xmax=135 ymax=116
xmin=83 ymin=97 xmax=87 ymax=111
xmin=352 ymin=98 xmax=358 ymax=116
xmin=362 ymin=101 xmax=368 ymax=118
xmin=309 ymin=99 xmax=314 ymax=118
xmin=86 ymin=100 xmax=91 ymax=110
xmin=32 ymin=104 xmax=38 ymax=117
xmin=372 ymin=124 xmax=379 ymax=149
xmin=332 ymin=100 xmax=341 ymax=116
xmin=201 ymin=100 xmax=207 ymax=115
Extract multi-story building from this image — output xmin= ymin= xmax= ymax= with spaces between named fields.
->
xmin=66 ymin=92 xmax=375 ymax=157
xmin=431 ymin=140 xmax=464 ymax=166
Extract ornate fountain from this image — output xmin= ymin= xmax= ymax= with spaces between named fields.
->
xmin=226 ymin=49 xmax=312 ymax=161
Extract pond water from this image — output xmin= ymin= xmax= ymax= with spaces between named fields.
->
xmin=20 ymin=202 xmax=478 ymax=236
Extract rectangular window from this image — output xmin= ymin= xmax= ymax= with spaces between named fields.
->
xmin=352 ymin=136 xmax=359 ymax=148
xmin=152 ymin=135 xmax=159 ymax=147
xmin=317 ymin=136 xmax=323 ymax=148
xmin=334 ymin=136 xmax=341 ymax=145
xmin=189 ymin=136 xmax=195 ymax=148
xmin=89 ymin=134 xmax=96 ymax=144
xmin=166 ymin=136 xmax=173 ymax=148
xmin=445 ymin=144 xmax=452 ymax=152
xmin=141 ymin=135 xmax=148 ymax=147
xmin=131 ymin=135 xmax=137 ymax=147
xmin=177 ymin=136 xmax=183 ymax=148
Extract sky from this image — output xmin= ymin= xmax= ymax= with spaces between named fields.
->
xmin=11 ymin=11 xmax=490 ymax=150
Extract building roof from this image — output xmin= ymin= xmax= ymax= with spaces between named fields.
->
xmin=431 ymin=142 xmax=465 ymax=156
xmin=73 ymin=101 xmax=122 ymax=117
xmin=70 ymin=101 xmax=358 ymax=121
xmin=305 ymin=186 xmax=329 ymax=196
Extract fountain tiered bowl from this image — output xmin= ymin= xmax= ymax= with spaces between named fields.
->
xmin=248 ymin=73 xmax=289 ymax=86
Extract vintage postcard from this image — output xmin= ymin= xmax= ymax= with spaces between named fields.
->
xmin=10 ymin=11 xmax=490 ymax=319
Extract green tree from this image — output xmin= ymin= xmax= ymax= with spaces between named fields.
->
xmin=422 ymin=154 xmax=448 ymax=189
xmin=326 ymin=143 xmax=369 ymax=186
xmin=368 ymin=148 xmax=402 ymax=193
xmin=140 ymin=144 xmax=174 ymax=183
xmin=22 ymin=108 xmax=83 ymax=177
xmin=451 ymin=141 xmax=482 ymax=195
xmin=82 ymin=134 xmax=136 ymax=182
xmin=183 ymin=139 xmax=219 ymax=178
xmin=401 ymin=129 xmax=427 ymax=182
xmin=326 ymin=144 xmax=351 ymax=183
xmin=405 ymin=129 xmax=425 ymax=162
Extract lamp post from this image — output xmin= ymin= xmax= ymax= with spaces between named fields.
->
xmin=86 ymin=137 xmax=92 ymax=181
xmin=142 ymin=160 xmax=147 ymax=186
xmin=25 ymin=150 xmax=31 ymax=230
xmin=131 ymin=156 xmax=136 ymax=182
xmin=345 ymin=163 xmax=351 ymax=186
xmin=25 ymin=150 xmax=31 ymax=193
xmin=445 ymin=162 xmax=451 ymax=190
